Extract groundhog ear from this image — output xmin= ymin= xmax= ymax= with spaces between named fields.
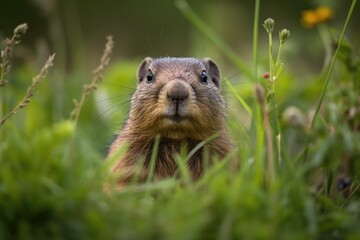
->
xmin=203 ymin=58 xmax=221 ymax=88
xmin=137 ymin=57 xmax=153 ymax=83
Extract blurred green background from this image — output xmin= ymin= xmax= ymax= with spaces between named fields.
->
xmin=0 ymin=0 xmax=359 ymax=148
xmin=1 ymin=0 xmax=359 ymax=74
xmin=1 ymin=0 xmax=359 ymax=154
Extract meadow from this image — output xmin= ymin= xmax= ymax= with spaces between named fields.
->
xmin=1 ymin=0 xmax=360 ymax=239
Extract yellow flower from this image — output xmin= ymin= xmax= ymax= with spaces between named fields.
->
xmin=301 ymin=6 xmax=333 ymax=28
xmin=302 ymin=11 xmax=318 ymax=28
xmin=315 ymin=6 xmax=333 ymax=22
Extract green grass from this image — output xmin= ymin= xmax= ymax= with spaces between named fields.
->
xmin=1 ymin=0 xmax=360 ymax=239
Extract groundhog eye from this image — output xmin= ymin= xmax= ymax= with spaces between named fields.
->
xmin=200 ymin=70 xmax=208 ymax=84
xmin=146 ymin=71 xmax=154 ymax=83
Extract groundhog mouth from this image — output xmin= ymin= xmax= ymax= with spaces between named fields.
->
xmin=166 ymin=114 xmax=186 ymax=123
xmin=162 ymin=101 xmax=190 ymax=124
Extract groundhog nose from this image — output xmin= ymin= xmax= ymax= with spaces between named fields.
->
xmin=167 ymin=81 xmax=189 ymax=101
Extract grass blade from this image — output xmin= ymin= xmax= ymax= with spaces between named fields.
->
xmin=175 ymin=0 xmax=251 ymax=79
xmin=146 ymin=135 xmax=160 ymax=183
xmin=224 ymin=78 xmax=252 ymax=117
xmin=309 ymin=0 xmax=357 ymax=129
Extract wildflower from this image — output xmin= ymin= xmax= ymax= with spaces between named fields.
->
xmin=263 ymin=18 xmax=275 ymax=34
xmin=279 ymin=29 xmax=290 ymax=44
xmin=301 ymin=6 xmax=333 ymax=28
xmin=315 ymin=6 xmax=333 ymax=22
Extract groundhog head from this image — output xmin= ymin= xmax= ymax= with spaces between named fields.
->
xmin=129 ymin=57 xmax=226 ymax=140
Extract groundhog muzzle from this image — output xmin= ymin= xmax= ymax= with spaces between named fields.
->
xmin=107 ymin=57 xmax=232 ymax=186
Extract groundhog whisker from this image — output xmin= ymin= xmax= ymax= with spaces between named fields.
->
xmin=96 ymin=94 xmax=133 ymax=103
xmin=91 ymin=106 xmax=131 ymax=138
xmin=97 ymin=100 xmax=131 ymax=121
xmin=100 ymin=97 xmax=132 ymax=111
xmin=99 ymin=106 xmax=126 ymax=122
xmin=221 ymin=66 xmax=250 ymax=82
xmin=102 ymin=83 xmax=137 ymax=90
xmin=225 ymin=108 xmax=247 ymax=128
xmin=92 ymin=109 xmax=128 ymax=132
xmin=226 ymin=81 xmax=252 ymax=86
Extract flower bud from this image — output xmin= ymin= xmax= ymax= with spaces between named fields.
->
xmin=263 ymin=18 xmax=275 ymax=34
xmin=262 ymin=72 xmax=270 ymax=79
xmin=279 ymin=29 xmax=290 ymax=44
xmin=13 ymin=23 xmax=28 ymax=37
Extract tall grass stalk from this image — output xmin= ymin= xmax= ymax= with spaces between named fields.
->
xmin=252 ymin=0 xmax=261 ymax=84
xmin=0 ymin=23 xmax=28 ymax=161
xmin=254 ymin=102 xmax=265 ymax=185
xmin=268 ymin=26 xmax=274 ymax=85
xmin=0 ymin=54 xmax=55 ymax=128
xmin=0 ymin=23 xmax=28 ymax=88
xmin=175 ymin=0 xmax=251 ymax=79
xmin=262 ymin=18 xmax=278 ymax=184
xmin=252 ymin=0 xmax=266 ymax=187
xmin=261 ymin=19 xmax=290 ymax=180
xmin=70 ymin=36 xmax=114 ymax=129
xmin=263 ymin=18 xmax=275 ymax=101
xmin=263 ymin=107 xmax=275 ymax=182
xmin=255 ymin=84 xmax=275 ymax=182
xmin=64 ymin=36 xmax=113 ymax=176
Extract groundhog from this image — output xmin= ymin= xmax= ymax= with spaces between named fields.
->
xmin=107 ymin=57 xmax=232 ymax=186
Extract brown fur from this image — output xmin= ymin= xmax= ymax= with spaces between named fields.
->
xmin=107 ymin=57 xmax=232 ymax=186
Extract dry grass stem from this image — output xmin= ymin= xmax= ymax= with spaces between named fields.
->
xmin=70 ymin=36 xmax=114 ymax=123
xmin=0 ymin=23 xmax=28 ymax=87
xmin=0 ymin=54 xmax=55 ymax=127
